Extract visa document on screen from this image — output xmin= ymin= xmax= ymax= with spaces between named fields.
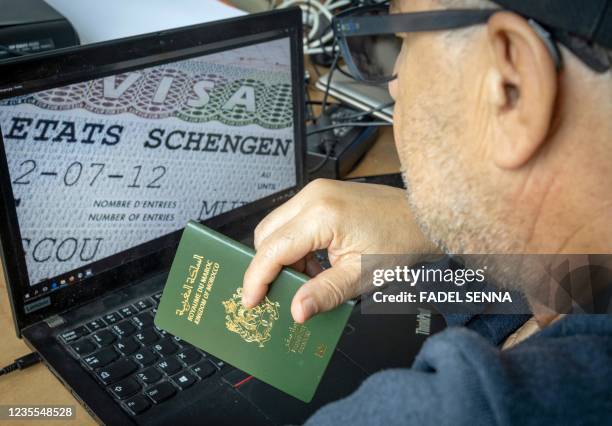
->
xmin=0 ymin=37 xmax=297 ymax=286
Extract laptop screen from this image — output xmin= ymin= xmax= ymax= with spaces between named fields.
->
xmin=0 ymin=36 xmax=298 ymax=307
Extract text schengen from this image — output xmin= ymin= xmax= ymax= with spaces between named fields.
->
xmin=4 ymin=117 xmax=292 ymax=157
xmin=144 ymin=128 xmax=291 ymax=156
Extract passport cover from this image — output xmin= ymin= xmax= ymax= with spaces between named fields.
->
xmin=154 ymin=221 xmax=353 ymax=402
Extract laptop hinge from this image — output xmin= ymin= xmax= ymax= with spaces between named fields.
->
xmin=44 ymin=315 xmax=66 ymax=328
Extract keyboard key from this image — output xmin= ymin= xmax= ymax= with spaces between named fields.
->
xmin=114 ymin=337 xmax=140 ymax=356
xmin=96 ymin=359 xmax=139 ymax=385
xmin=145 ymin=381 xmax=176 ymax=404
xmin=92 ymin=330 xmax=116 ymax=347
xmin=152 ymin=338 xmax=179 ymax=356
xmin=75 ymin=325 xmax=91 ymax=336
xmin=84 ymin=347 xmax=118 ymax=369
xmin=154 ymin=326 xmax=167 ymax=337
xmin=86 ymin=319 xmax=106 ymax=331
xmin=124 ymin=394 xmax=150 ymax=416
xmin=134 ymin=298 xmax=153 ymax=311
xmin=119 ymin=305 xmax=137 ymax=317
xmin=156 ymin=357 xmax=182 ymax=375
xmin=207 ymin=354 xmax=232 ymax=372
xmin=176 ymin=348 xmax=202 ymax=365
xmin=171 ymin=371 xmax=197 ymax=390
xmin=104 ymin=312 xmax=123 ymax=324
xmin=109 ymin=377 xmax=140 ymax=400
xmin=133 ymin=348 xmax=158 ymax=367
xmin=223 ymin=369 xmax=252 ymax=388
xmin=112 ymin=321 xmax=136 ymax=338
xmin=136 ymin=367 xmax=162 ymax=385
xmin=59 ymin=326 xmax=88 ymax=343
xmin=70 ymin=337 xmax=97 ymax=356
xmin=178 ymin=341 xmax=194 ymax=350
xmin=191 ymin=360 xmax=216 ymax=379
xmin=131 ymin=312 xmax=153 ymax=328
xmin=135 ymin=329 xmax=159 ymax=345
xmin=152 ymin=293 xmax=162 ymax=303
xmin=171 ymin=335 xmax=188 ymax=346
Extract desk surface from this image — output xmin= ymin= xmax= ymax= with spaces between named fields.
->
xmin=0 ymin=69 xmax=399 ymax=426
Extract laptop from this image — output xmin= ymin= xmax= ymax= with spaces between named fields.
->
xmin=0 ymin=8 xmax=444 ymax=425
xmin=315 ymin=66 xmax=394 ymax=123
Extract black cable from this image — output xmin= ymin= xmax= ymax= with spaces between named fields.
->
xmin=308 ymin=92 xmax=393 ymax=125
xmin=305 ymin=89 xmax=316 ymax=123
xmin=312 ymin=22 xmax=335 ymax=68
xmin=335 ymin=65 xmax=355 ymax=79
xmin=307 ymin=105 xmax=337 ymax=175
xmin=305 ymin=100 xmax=341 ymax=106
xmin=0 ymin=352 xmax=41 ymax=376
xmin=308 ymin=145 xmax=333 ymax=174
xmin=335 ymin=101 xmax=395 ymax=122
xmin=306 ymin=121 xmax=390 ymax=136
xmin=307 ymin=99 xmax=393 ymax=127
xmin=321 ymin=40 xmax=340 ymax=115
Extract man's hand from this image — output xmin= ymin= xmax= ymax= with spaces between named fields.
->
xmin=242 ymin=179 xmax=435 ymax=323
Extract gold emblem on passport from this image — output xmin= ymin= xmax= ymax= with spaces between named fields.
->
xmin=222 ymin=287 xmax=280 ymax=348
xmin=314 ymin=343 xmax=327 ymax=358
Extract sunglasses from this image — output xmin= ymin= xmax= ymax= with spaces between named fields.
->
xmin=334 ymin=1 xmax=611 ymax=84
xmin=333 ymin=2 xmax=497 ymax=84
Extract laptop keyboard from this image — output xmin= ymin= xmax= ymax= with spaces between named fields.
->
xmin=57 ymin=292 xmax=234 ymax=416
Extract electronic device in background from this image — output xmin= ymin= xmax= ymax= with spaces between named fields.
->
xmin=347 ymin=172 xmax=405 ymax=189
xmin=274 ymin=0 xmax=346 ymax=57
xmin=307 ymin=103 xmax=380 ymax=179
xmin=0 ymin=0 xmax=79 ymax=60
xmin=315 ymin=66 xmax=394 ymax=124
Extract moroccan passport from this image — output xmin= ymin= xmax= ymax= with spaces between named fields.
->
xmin=154 ymin=221 xmax=353 ymax=402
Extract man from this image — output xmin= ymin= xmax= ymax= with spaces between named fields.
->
xmin=243 ymin=0 xmax=612 ymax=424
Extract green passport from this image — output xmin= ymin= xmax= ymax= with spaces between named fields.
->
xmin=154 ymin=221 xmax=353 ymax=403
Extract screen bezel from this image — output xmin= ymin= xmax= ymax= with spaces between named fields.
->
xmin=0 ymin=8 xmax=305 ymax=334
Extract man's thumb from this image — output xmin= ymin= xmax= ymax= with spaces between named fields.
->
xmin=290 ymin=261 xmax=360 ymax=323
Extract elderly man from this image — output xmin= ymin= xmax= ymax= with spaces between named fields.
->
xmin=243 ymin=0 xmax=611 ymax=424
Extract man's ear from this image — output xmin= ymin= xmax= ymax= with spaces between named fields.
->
xmin=486 ymin=11 xmax=558 ymax=169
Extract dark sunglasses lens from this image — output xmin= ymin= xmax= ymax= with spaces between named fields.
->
xmin=342 ymin=8 xmax=401 ymax=81
xmin=345 ymin=34 xmax=401 ymax=81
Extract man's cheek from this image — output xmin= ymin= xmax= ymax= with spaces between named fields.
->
xmin=393 ymin=78 xmax=415 ymax=137
xmin=388 ymin=79 xmax=399 ymax=101
xmin=392 ymin=98 xmax=405 ymax=153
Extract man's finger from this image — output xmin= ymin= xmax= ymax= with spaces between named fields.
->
xmin=253 ymin=190 xmax=314 ymax=249
xmin=254 ymin=179 xmax=335 ymax=249
xmin=242 ymin=216 xmax=333 ymax=308
xmin=290 ymin=259 xmax=361 ymax=323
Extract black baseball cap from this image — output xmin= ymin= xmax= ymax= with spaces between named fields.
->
xmin=492 ymin=0 xmax=611 ymax=71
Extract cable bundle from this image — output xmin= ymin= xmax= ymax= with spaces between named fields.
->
xmin=275 ymin=0 xmax=352 ymax=55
